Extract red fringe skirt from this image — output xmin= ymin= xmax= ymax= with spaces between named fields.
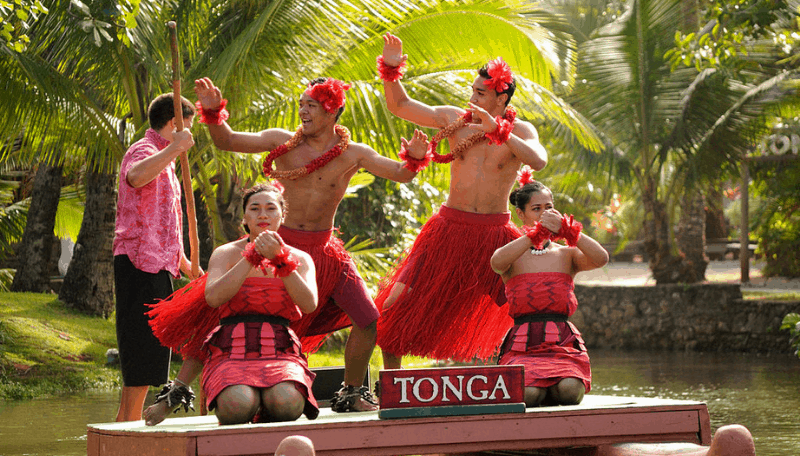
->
xmin=278 ymin=226 xmax=355 ymax=352
xmin=376 ymin=205 xmax=521 ymax=361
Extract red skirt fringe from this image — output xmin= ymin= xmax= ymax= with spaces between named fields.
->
xmin=376 ymin=205 xmax=521 ymax=361
xmin=146 ymin=275 xmax=220 ymax=361
xmin=278 ymin=226 xmax=354 ymax=353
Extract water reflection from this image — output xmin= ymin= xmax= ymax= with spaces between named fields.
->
xmin=0 ymin=350 xmax=798 ymax=456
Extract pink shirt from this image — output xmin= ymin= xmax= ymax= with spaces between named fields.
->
xmin=113 ymin=128 xmax=183 ymax=277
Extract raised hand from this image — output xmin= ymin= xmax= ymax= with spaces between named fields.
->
xmin=254 ymin=231 xmax=284 ymax=260
xmin=401 ymin=129 xmax=429 ymax=160
xmin=540 ymin=208 xmax=563 ymax=234
xmin=464 ymin=102 xmax=497 ymax=133
xmin=382 ymin=32 xmax=407 ymax=68
xmin=193 ymin=77 xmax=223 ymax=109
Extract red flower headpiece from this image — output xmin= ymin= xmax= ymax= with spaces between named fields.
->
xmin=305 ymin=78 xmax=351 ymax=113
xmin=517 ymin=165 xmax=534 ymax=186
xmin=483 ymin=57 xmax=513 ymax=93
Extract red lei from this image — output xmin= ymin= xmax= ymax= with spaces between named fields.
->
xmin=262 ymin=125 xmax=350 ymax=180
xmin=427 ymin=106 xmax=517 ymax=163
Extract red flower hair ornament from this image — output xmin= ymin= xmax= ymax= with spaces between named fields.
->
xmin=516 ymin=165 xmax=534 ymax=187
xmin=483 ymin=57 xmax=513 ymax=93
xmin=304 ymin=78 xmax=351 ymax=114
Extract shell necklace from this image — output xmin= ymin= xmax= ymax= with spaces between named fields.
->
xmin=530 ymin=240 xmax=551 ymax=256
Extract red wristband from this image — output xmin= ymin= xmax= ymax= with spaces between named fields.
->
xmin=556 ymin=215 xmax=583 ymax=247
xmin=377 ymin=56 xmax=407 ymax=82
xmin=523 ymin=222 xmax=553 ymax=249
xmin=268 ymin=246 xmax=299 ymax=278
xmin=195 ymin=99 xmax=229 ymax=125
xmin=399 ymin=144 xmax=432 ymax=172
xmin=485 ymin=115 xmax=514 ymax=145
xmin=242 ymin=242 xmax=269 ymax=274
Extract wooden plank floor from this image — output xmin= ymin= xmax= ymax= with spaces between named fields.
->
xmin=87 ymin=395 xmax=711 ymax=456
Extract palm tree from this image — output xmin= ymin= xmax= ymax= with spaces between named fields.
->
xmin=568 ymin=0 xmax=799 ymax=283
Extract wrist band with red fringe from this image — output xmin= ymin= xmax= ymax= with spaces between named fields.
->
xmin=195 ymin=99 xmax=229 ymax=125
xmin=242 ymin=242 xmax=269 ymax=274
xmin=485 ymin=115 xmax=514 ymax=145
xmin=399 ymin=144 xmax=432 ymax=172
xmin=523 ymin=222 xmax=553 ymax=250
xmin=556 ymin=215 xmax=583 ymax=247
xmin=377 ymin=56 xmax=407 ymax=82
xmin=268 ymin=246 xmax=299 ymax=278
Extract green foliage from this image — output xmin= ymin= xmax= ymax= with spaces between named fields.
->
xmin=0 ymin=0 xmax=48 ymax=52
xmin=0 ymin=292 xmax=120 ymax=399
xmin=780 ymin=312 xmax=800 ymax=358
xmin=666 ymin=0 xmax=798 ymax=71
xmin=750 ymin=159 xmax=800 ymax=278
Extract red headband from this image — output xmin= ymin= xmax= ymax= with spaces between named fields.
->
xmin=516 ymin=165 xmax=534 ymax=187
xmin=304 ymin=78 xmax=351 ymax=113
xmin=483 ymin=57 xmax=513 ymax=93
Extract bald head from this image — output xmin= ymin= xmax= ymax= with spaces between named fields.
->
xmin=275 ymin=435 xmax=315 ymax=456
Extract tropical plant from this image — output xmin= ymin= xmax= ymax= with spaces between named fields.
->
xmin=2 ymin=0 xmax=609 ymax=313
xmin=567 ymin=0 xmax=800 ymax=283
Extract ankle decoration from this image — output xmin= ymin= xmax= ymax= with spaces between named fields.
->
xmin=330 ymin=382 xmax=379 ymax=413
xmin=524 ymin=222 xmax=554 ymax=250
xmin=557 ymin=215 xmax=583 ymax=247
xmin=153 ymin=380 xmax=195 ymax=413
xmin=485 ymin=114 xmax=515 ymax=145
xmin=377 ymin=56 xmax=407 ymax=82
xmin=195 ymin=99 xmax=229 ymax=125
xmin=399 ymin=144 xmax=432 ymax=172
xmin=268 ymin=246 xmax=299 ymax=278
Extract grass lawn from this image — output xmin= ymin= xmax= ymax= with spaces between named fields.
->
xmin=0 ymin=291 xmax=438 ymax=401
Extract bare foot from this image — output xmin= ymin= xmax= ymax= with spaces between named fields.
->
xmin=143 ymin=401 xmax=171 ymax=426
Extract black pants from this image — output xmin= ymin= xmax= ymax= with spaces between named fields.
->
xmin=114 ymin=255 xmax=172 ymax=386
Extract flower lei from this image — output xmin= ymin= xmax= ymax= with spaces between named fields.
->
xmin=305 ymin=78 xmax=350 ymax=113
xmin=377 ymin=56 xmax=407 ymax=82
xmin=426 ymin=106 xmax=517 ymax=164
xmin=195 ymin=99 xmax=229 ymax=125
xmin=242 ymin=243 xmax=299 ymax=277
xmin=398 ymin=143 xmax=431 ymax=172
xmin=523 ymin=215 xmax=583 ymax=249
xmin=262 ymin=125 xmax=350 ymax=180
xmin=517 ymin=165 xmax=534 ymax=186
xmin=484 ymin=57 xmax=513 ymax=93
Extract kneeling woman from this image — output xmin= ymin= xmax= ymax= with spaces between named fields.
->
xmin=490 ymin=171 xmax=608 ymax=407
xmin=146 ymin=183 xmax=319 ymax=425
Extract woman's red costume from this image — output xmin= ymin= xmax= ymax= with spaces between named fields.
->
xmin=498 ymin=272 xmax=591 ymax=391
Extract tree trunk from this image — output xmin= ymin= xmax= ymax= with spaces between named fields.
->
xmin=642 ymin=179 xmax=678 ymax=284
xmin=11 ymin=161 xmax=63 ymax=293
xmin=676 ymin=190 xmax=708 ymax=282
xmin=59 ymin=159 xmax=116 ymax=316
xmin=705 ymin=184 xmax=728 ymax=240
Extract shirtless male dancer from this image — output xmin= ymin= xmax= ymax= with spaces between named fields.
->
xmin=375 ymin=32 xmax=548 ymax=370
xmin=194 ymin=76 xmax=429 ymax=411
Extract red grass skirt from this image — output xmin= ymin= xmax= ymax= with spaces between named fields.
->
xmin=278 ymin=226 xmax=355 ymax=353
xmin=375 ymin=205 xmax=521 ymax=361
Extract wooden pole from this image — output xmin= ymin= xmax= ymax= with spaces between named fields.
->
xmin=168 ymin=21 xmax=206 ymax=415
xmin=168 ymin=21 xmax=200 ymax=279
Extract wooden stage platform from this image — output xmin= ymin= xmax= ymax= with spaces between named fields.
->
xmin=86 ymin=395 xmax=711 ymax=456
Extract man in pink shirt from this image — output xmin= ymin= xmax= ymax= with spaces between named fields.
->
xmin=112 ymin=93 xmax=197 ymax=422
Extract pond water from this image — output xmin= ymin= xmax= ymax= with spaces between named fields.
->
xmin=1 ymin=349 xmax=798 ymax=455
